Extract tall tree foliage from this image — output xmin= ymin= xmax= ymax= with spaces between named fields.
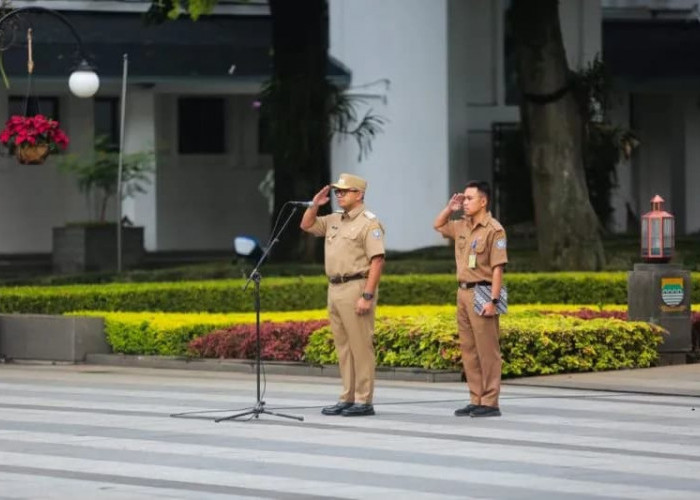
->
xmin=148 ymin=0 xmax=382 ymax=261
xmin=265 ymin=0 xmax=330 ymax=261
xmin=510 ymin=0 xmax=605 ymax=270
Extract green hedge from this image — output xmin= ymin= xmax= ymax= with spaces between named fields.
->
xmin=305 ymin=313 xmax=664 ymax=376
xmin=85 ymin=308 xmax=663 ymax=376
xmin=3 ymin=272 xmax=699 ymax=314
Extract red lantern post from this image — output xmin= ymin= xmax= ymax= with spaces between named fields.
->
xmin=630 ymin=193 xmax=692 ymax=356
xmin=640 ymin=195 xmax=674 ymax=263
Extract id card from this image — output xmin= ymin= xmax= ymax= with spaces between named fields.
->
xmin=468 ymin=240 xmax=477 ymax=268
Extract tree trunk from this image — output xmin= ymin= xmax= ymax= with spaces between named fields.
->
xmin=511 ymin=0 xmax=605 ymax=270
xmin=268 ymin=0 xmax=330 ymax=262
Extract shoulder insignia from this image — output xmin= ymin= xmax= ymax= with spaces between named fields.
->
xmin=496 ymin=238 xmax=507 ymax=250
xmin=334 ymin=210 xmax=344 ymax=213
xmin=371 ymin=228 xmax=383 ymax=239
xmin=363 ymin=210 xmax=377 ymax=220
xmin=489 ymin=218 xmax=505 ymax=232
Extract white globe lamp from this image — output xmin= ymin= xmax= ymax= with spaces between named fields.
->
xmin=68 ymin=60 xmax=100 ymax=98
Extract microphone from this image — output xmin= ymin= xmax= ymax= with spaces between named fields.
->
xmin=288 ymin=201 xmax=315 ymax=208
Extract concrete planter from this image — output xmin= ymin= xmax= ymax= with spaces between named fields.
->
xmin=52 ymin=224 xmax=145 ymax=274
xmin=0 ymin=314 xmax=110 ymax=362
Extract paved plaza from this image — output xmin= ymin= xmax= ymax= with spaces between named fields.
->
xmin=0 ymin=363 xmax=699 ymax=499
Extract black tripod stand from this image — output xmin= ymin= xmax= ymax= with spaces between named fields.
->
xmin=214 ymin=206 xmax=303 ymax=423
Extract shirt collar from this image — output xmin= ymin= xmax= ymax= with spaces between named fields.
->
xmin=343 ymin=203 xmax=365 ymax=220
xmin=470 ymin=211 xmax=492 ymax=229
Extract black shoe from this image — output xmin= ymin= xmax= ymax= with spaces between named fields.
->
xmin=470 ymin=405 xmax=501 ymax=418
xmin=321 ymin=401 xmax=354 ymax=416
xmin=341 ymin=403 xmax=375 ymax=417
xmin=454 ymin=403 xmax=480 ymax=417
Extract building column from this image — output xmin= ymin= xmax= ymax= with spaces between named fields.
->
xmin=683 ymin=93 xmax=700 ymax=234
xmin=329 ymin=0 xmax=450 ymax=251
xmin=608 ymin=91 xmax=633 ymax=233
xmin=121 ymin=87 xmax=157 ymax=251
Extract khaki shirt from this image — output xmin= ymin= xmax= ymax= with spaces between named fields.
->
xmin=307 ymin=203 xmax=385 ymax=277
xmin=437 ymin=212 xmax=508 ymax=282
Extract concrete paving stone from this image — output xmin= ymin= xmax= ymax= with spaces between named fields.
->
xmin=0 ymin=363 xmax=698 ymax=499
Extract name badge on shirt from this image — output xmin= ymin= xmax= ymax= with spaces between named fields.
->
xmin=468 ymin=240 xmax=477 ymax=268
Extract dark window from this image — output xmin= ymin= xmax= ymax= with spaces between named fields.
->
xmin=492 ymin=122 xmax=533 ymax=225
xmin=178 ymin=97 xmax=225 ymax=154
xmin=95 ymin=97 xmax=119 ymax=148
xmin=258 ymin=113 xmax=273 ymax=155
xmin=9 ymin=96 xmax=59 ymax=120
xmin=503 ymin=0 xmax=520 ymax=106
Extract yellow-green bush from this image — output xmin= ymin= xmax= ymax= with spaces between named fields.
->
xmin=74 ymin=305 xmax=665 ymax=376
xmin=304 ymin=312 xmax=665 ymax=376
xmin=5 ymin=273 xmax=700 ymax=313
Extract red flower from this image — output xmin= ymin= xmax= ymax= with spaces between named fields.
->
xmin=0 ymin=114 xmax=70 ymax=154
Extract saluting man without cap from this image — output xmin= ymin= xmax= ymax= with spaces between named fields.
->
xmin=301 ymin=173 xmax=385 ymax=417
xmin=433 ymin=180 xmax=508 ymax=418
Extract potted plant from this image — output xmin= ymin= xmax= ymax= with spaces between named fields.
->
xmin=53 ymin=136 xmax=153 ymax=274
xmin=0 ymin=114 xmax=69 ymax=164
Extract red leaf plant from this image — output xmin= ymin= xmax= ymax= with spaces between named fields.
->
xmin=546 ymin=308 xmax=700 ymax=346
xmin=189 ymin=320 xmax=329 ymax=361
xmin=0 ymin=114 xmax=70 ymax=154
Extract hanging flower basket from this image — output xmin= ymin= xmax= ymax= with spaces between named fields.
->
xmin=15 ymin=143 xmax=50 ymax=165
xmin=0 ymin=115 xmax=69 ymax=165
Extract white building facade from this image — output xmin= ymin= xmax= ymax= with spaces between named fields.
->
xmin=0 ymin=0 xmax=694 ymax=259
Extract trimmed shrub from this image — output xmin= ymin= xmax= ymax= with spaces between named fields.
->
xmin=188 ymin=320 xmax=329 ymax=361
xmin=3 ymin=272 xmax=700 ymax=313
xmin=304 ymin=312 xmax=665 ymax=376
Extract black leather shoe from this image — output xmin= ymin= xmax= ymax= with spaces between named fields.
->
xmin=321 ymin=401 xmax=354 ymax=416
xmin=470 ymin=405 xmax=501 ymax=418
xmin=341 ymin=403 xmax=375 ymax=417
xmin=454 ymin=403 xmax=480 ymax=417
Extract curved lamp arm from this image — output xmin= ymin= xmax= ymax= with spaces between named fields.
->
xmin=0 ymin=6 xmax=99 ymax=97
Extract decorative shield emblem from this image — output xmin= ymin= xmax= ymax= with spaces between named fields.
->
xmin=661 ymin=277 xmax=684 ymax=307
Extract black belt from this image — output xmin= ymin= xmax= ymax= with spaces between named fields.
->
xmin=458 ymin=280 xmax=491 ymax=290
xmin=328 ymin=272 xmax=368 ymax=284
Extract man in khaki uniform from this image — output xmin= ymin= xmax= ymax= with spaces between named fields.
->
xmin=301 ymin=173 xmax=385 ymax=417
xmin=433 ymin=180 xmax=508 ymax=417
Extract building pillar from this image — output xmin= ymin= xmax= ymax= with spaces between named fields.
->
xmin=329 ymin=0 xmax=450 ymax=251
xmin=121 ymin=87 xmax=157 ymax=251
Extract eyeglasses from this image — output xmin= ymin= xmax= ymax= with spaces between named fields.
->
xmin=333 ymin=188 xmax=360 ymax=197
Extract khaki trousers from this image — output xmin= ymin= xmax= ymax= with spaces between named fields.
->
xmin=328 ymin=279 xmax=376 ymax=404
xmin=456 ymin=287 xmax=502 ymax=407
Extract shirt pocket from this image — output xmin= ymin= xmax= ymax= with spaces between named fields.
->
xmin=457 ymin=236 xmax=468 ymax=252
xmin=341 ymin=228 xmax=362 ymax=241
xmin=473 ymin=238 xmax=488 ymax=254
xmin=326 ymin=227 xmax=340 ymax=244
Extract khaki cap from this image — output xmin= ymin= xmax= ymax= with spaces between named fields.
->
xmin=331 ymin=173 xmax=367 ymax=191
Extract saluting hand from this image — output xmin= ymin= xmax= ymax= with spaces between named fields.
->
xmin=448 ymin=193 xmax=465 ymax=212
xmin=312 ymin=185 xmax=332 ymax=207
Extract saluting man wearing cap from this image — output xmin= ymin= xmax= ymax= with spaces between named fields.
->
xmin=301 ymin=173 xmax=385 ymax=417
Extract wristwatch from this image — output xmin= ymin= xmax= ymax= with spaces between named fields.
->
xmin=491 ymin=298 xmax=500 ymax=305
xmin=362 ymin=292 xmax=374 ymax=301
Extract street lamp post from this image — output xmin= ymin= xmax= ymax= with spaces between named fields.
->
xmin=0 ymin=6 xmax=99 ymax=97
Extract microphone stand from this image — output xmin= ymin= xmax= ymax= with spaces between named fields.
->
xmin=215 ymin=205 xmax=303 ymax=423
